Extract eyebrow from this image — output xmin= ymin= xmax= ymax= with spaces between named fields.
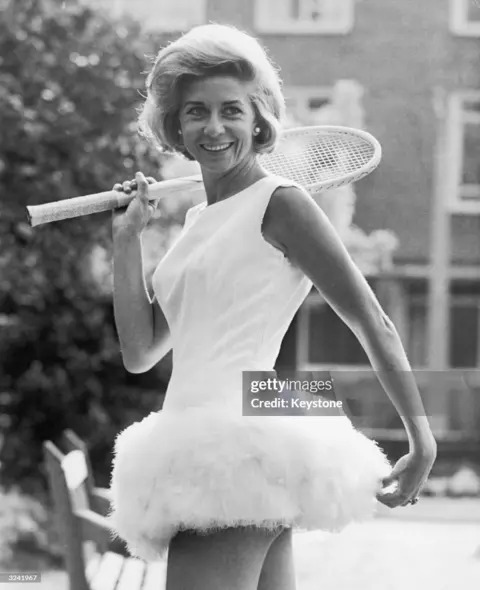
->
xmin=183 ymin=99 xmax=243 ymax=107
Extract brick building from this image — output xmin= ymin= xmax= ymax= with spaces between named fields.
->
xmin=93 ymin=0 xmax=480 ymax=438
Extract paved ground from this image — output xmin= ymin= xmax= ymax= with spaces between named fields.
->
xmin=3 ymin=500 xmax=480 ymax=589
xmin=293 ymin=519 xmax=480 ymax=590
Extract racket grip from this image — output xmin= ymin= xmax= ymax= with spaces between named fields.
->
xmin=25 ymin=175 xmax=204 ymax=227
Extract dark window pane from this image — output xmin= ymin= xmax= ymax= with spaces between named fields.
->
xmin=449 ymin=304 xmax=479 ymax=367
xmin=463 ymin=99 xmax=480 ymax=113
xmin=308 ymin=97 xmax=331 ymax=109
xmin=462 ymin=122 xmax=480 ymax=185
xmin=408 ymin=301 xmax=427 ymax=367
xmin=308 ymin=304 xmax=368 ymax=364
xmin=467 ymin=2 xmax=480 ymax=23
xmin=451 ymin=280 xmax=480 ymax=296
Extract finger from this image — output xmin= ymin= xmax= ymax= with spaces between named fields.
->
xmin=135 ymin=171 xmax=149 ymax=202
xmin=113 ymin=183 xmax=123 ymax=191
xmin=123 ymin=180 xmax=132 ymax=194
xmin=381 ymin=473 xmax=398 ymax=488
xmin=377 ymin=488 xmax=410 ymax=508
xmin=146 ymin=176 xmax=157 ymax=184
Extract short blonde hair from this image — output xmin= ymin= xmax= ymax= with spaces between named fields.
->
xmin=137 ymin=24 xmax=285 ymax=160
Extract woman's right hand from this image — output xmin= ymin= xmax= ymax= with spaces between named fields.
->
xmin=112 ymin=171 xmax=158 ymax=236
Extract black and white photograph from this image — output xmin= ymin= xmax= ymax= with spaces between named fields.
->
xmin=1 ymin=0 xmax=480 ymax=588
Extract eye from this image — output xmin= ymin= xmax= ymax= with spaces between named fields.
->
xmin=224 ymin=105 xmax=242 ymax=116
xmin=187 ymin=106 xmax=205 ymax=116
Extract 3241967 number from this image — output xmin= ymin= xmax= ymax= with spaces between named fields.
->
xmin=0 ymin=573 xmax=41 ymax=583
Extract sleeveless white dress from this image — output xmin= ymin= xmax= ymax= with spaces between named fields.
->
xmin=108 ymin=175 xmax=391 ymax=562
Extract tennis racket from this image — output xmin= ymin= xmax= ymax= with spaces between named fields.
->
xmin=25 ymin=125 xmax=382 ymax=227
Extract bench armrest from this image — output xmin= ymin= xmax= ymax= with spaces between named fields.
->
xmin=90 ymin=487 xmax=112 ymax=517
xmin=76 ymin=509 xmax=111 ymax=552
xmin=77 ymin=507 xmax=129 ymax=557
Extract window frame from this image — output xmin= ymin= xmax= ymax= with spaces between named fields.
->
xmin=296 ymin=293 xmax=370 ymax=371
xmin=296 ymin=279 xmax=380 ymax=371
xmin=449 ymin=0 xmax=480 ymax=37
xmin=253 ymin=0 xmax=355 ymax=35
xmin=297 ymin=278 xmax=480 ymax=371
xmin=409 ymin=291 xmax=480 ymax=369
xmin=283 ymin=85 xmax=332 ymax=126
xmin=447 ymin=91 xmax=480 ymax=214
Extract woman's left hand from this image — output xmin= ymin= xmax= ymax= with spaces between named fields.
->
xmin=376 ymin=444 xmax=436 ymax=508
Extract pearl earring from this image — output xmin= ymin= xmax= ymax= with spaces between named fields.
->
xmin=253 ymin=126 xmax=261 ymax=136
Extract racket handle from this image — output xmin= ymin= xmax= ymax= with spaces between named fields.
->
xmin=26 ymin=175 xmax=204 ymax=227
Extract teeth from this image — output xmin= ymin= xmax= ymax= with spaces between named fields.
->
xmin=203 ymin=143 xmax=231 ymax=152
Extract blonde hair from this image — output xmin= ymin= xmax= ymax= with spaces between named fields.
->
xmin=137 ymin=24 xmax=285 ymax=160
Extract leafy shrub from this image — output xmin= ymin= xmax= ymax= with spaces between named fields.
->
xmin=0 ymin=485 xmax=63 ymax=570
xmin=0 ymin=0 xmax=178 ymax=494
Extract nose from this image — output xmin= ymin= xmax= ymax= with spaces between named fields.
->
xmin=204 ymin=113 xmax=225 ymax=137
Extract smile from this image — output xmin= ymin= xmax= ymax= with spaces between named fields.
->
xmin=201 ymin=142 xmax=234 ymax=152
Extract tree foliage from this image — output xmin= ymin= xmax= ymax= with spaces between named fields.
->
xmin=0 ymin=0 xmax=173 ymax=492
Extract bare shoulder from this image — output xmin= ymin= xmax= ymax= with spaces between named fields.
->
xmin=265 ymin=184 xmax=316 ymax=221
xmin=262 ymin=183 xmax=335 ymax=264
xmin=263 ymin=183 xmax=386 ymax=332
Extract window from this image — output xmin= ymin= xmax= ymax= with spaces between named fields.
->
xmin=254 ymin=0 xmax=354 ymax=35
xmin=298 ymin=278 xmax=480 ymax=369
xmin=102 ymin=0 xmax=207 ymax=32
xmin=448 ymin=93 xmax=480 ymax=213
xmin=450 ymin=0 xmax=480 ymax=36
xmin=283 ymin=86 xmax=332 ymax=126
xmin=407 ymin=282 xmax=428 ymax=368
xmin=297 ymin=279 xmax=379 ymax=368
xmin=449 ymin=291 xmax=480 ymax=367
xmin=402 ymin=280 xmax=480 ymax=369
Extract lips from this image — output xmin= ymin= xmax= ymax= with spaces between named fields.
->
xmin=201 ymin=142 xmax=234 ymax=153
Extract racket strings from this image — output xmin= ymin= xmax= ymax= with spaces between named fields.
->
xmin=26 ymin=126 xmax=381 ymax=226
xmin=261 ymin=133 xmax=375 ymax=188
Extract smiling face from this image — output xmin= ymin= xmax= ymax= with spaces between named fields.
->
xmin=178 ymin=76 xmax=258 ymax=174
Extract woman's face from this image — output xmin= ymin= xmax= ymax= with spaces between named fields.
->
xmin=178 ymin=75 xmax=257 ymax=173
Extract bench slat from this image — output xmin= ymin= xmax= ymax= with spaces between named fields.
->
xmin=142 ymin=561 xmax=167 ymax=590
xmin=90 ymin=551 xmax=125 ymax=590
xmin=85 ymin=552 xmax=102 ymax=584
xmin=62 ymin=450 xmax=89 ymax=490
xmin=116 ymin=558 xmax=146 ymax=590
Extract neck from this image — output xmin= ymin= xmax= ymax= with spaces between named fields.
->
xmin=201 ymin=157 xmax=267 ymax=204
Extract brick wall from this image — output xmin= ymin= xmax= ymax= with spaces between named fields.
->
xmin=206 ymin=0 xmax=480 ymax=265
xmin=103 ymin=0 xmax=480 ymax=264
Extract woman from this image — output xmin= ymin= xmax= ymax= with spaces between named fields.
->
xmin=109 ymin=23 xmax=436 ymax=590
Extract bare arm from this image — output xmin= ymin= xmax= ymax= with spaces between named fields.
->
xmin=263 ymin=186 xmax=436 ymax=453
xmin=113 ymin=228 xmax=171 ymax=373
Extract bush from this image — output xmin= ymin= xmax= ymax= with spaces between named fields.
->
xmin=0 ymin=0 xmax=177 ymax=494
xmin=0 ymin=485 xmax=63 ymax=570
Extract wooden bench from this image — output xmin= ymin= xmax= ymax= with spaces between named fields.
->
xmin=43 ymin=429 xmax=166 ymax=590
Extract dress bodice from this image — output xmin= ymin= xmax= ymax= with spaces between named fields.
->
xmin=152 ymin=175 xmax=313 ymax=410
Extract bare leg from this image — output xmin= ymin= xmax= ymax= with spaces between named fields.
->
xmin=166 ymin=525 xmax=283 ymax=590
xmin=257 ymin=528 xmax=296 ymax=590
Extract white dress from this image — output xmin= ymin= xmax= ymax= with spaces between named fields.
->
xmin=107 ymin=175 xmax=391 ymax=562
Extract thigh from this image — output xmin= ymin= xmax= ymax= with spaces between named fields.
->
xmin=258 ymin=528 xmax=297 ymax=590
xmin=166 ymin=525 xmax=281 ymax=590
